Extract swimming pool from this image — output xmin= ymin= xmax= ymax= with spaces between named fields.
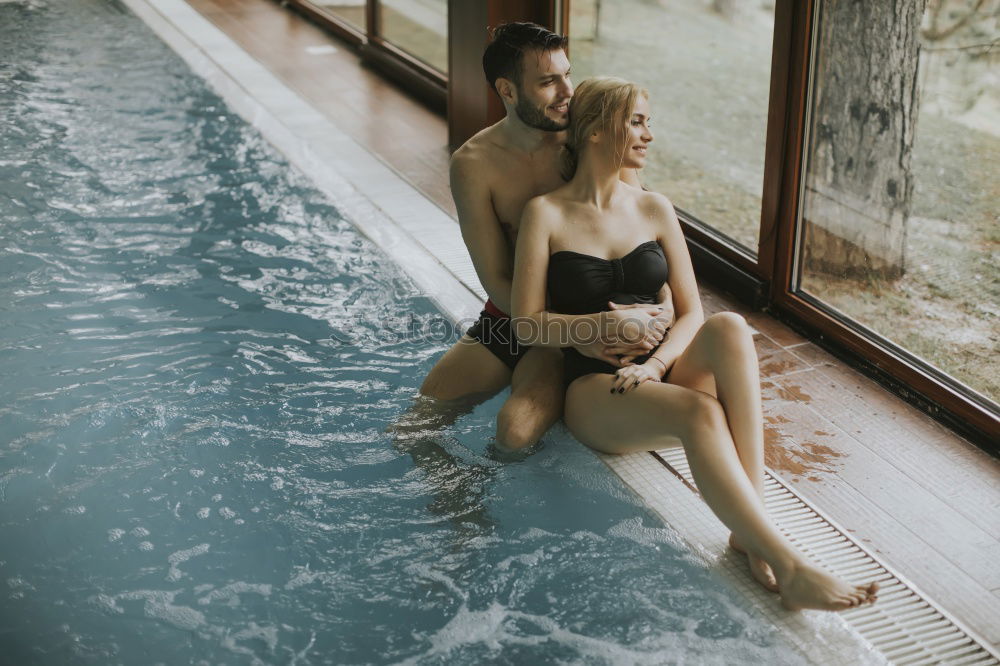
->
xmin=0 ymin=0 xmax=813 ymax=663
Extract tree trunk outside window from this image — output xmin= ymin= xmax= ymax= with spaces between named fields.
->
xmin=711 ymin=0 xmax=737 ymax=19
xmin=802 ymin=0 xmax=927 ymax=280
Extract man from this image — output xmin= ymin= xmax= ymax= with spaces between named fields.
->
xmin=419 ymin=22 xmax=668 ymax=451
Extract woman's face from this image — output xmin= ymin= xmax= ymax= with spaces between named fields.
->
xmin=619 ymin=94 xmax=653 ymax=169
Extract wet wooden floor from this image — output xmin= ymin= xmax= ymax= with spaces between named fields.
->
xmin=185 ymin=0 xmax=1000 ymax=649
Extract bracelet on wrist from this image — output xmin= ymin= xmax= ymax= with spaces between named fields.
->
xmin=647 ymin=356 xmax=667 ymax=376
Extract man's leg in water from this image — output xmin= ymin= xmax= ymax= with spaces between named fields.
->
xmin=393 ymin=337 xmax=562 ymax=451
xmin=495 ymin=347 xmax=564 ymax=451
xmin=390 ymin=334 xmax=512 ymax=439
xmin=420 ymin=334 xmax=513 ymax=401
xmin=386 ymin=335 xmax=513 ymax=536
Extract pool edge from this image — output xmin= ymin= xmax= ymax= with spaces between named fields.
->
xmin=120 ymin=2 xmax=1000 ymax=664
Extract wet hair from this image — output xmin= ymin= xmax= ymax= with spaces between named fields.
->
xmin=482 ymin=22 xmax=568 ymax=96
xmin=559 ymin=76 xmax=648 ymax=181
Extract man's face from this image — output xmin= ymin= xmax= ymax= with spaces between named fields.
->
xmin=512 ymin=48 xmax=573 ymax=132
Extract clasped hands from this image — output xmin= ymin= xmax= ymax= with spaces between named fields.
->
xmin=572 ymin=300 xmax=674 ymax=369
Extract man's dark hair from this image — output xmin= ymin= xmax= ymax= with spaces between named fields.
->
xmin=482 ymin=22 xmax=568 ymax=96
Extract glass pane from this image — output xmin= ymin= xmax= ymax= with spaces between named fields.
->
xmin=796 ymin=0 xmax=998 ymax=404
xmin=378 ymin=0 xmax=447 ymax=73
xmin=311 ymin=0 xmax=366 ymax=32
xmin=569 ymin=0 xmax=775 ymax=252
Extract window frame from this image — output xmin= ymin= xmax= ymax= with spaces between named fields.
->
xmin=766 ymin=0 xmax=999 ymax=446
xmin=284 ymin=0 xmax=447 ymax=111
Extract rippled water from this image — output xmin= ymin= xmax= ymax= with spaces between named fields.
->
xmin=0 ymin=0 xmax=809 ymax=663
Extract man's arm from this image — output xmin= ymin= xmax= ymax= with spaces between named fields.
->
xmin=450 ymin=150 xmax=515 ymax=315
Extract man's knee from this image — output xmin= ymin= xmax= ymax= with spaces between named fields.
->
xmin=496 ymin=415 xmax=541 ymax=451
xmin=496 ymin=397 xmax=560 ymax=451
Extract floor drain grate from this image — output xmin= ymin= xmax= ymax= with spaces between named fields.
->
xmin=652 ymin=448 xmax=1000 ymax=665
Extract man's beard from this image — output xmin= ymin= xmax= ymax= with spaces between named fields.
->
xmin=514 ymin=94 xmax=568 ymax=132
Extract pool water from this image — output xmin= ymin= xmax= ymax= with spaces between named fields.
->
xmin=0 ymin=0 xmax=808 ymax=663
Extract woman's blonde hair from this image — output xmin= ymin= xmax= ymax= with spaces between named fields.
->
xmin=560 ymin=76 xmax=648 ymax=181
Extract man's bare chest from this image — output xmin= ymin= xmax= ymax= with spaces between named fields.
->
xmin=490 ymin=164 xmax=564 ymax=237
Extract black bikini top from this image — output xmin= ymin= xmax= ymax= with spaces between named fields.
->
xmin=547 ymin=240 xmax=669 ymax=315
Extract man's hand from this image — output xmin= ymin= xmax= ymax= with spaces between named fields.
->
xmin=608 ymin=298 xmax=675 ymax=330
xmin=571 ymin=338 xmax=655 ymax=366
xmin=570 ymin=301 xmax=672 ymax=365
xmin=607 ymin=298 xmax=674 ymax=362
xmin=600 ymin=306 xmax=668 ymax=347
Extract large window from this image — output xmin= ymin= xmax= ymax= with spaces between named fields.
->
xmin=311 ymin=0 xmax=366 ymax=33
xmin=379 ymin=0 xmax=447 ymax=73
xmin=795 ymin=0 xmax=998 ymax=405
xmin=568 ymin=0 xmax=775 ymax=254
xmin=303 ymin=0 xmax=447 ymax=74
xmin=285 ymin=0 xmax=447 ymax=106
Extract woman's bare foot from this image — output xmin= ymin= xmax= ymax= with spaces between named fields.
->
xmin=775 ymin=561 xmax=879 ymax=611
xmin=729 ymin=533 xmax=779 ymax=593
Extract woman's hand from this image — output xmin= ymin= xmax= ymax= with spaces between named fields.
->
xmin=610 ymin=360 xmax=662 ymax=394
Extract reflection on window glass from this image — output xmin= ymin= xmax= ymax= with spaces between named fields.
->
xmin=569 ymin=0 xmax=775 ymax=252
xmin=312 ymin=0 xmax=366 ymax=32
xmin=797 ymin=0 xmax=998 ymax=404
xmin=379 ymin=0 xmax=447 ymax=73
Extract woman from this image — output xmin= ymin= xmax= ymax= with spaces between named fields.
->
xmin=510 ymin=77 xmax=879 ymax=612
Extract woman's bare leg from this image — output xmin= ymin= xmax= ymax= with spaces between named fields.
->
xmin=564 ymin=375 xmax=878 ymax=611
xmin=666 ymin=312 xmax=773 ymax=589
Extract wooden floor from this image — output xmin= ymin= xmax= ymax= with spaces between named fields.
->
xmin=185 ymin=0 xmax=1000 ymax=649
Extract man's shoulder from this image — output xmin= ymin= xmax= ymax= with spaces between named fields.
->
xmin=450 ymin=140 xmax=485 ymax=173
xmin=451 ymin=148 xmax=495 ymax=203
xmin=452 ymin=123 xmax=506 ymax=162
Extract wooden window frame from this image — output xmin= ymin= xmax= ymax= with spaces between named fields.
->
xmin=765 ymin=0 xmax=999 ymax=449
xmin=283 ymin=0 xmax=447 ymax=113
xmin=283 ymin=0 xmax=366 ymax=46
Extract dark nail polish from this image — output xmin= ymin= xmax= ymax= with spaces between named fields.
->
xmin=618 ymin=387 xmax=624 ymax=393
